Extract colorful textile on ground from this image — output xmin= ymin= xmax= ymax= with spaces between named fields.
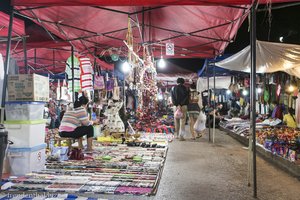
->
xmin=0 ymin=194 xmax=107 ymax=200
xmin=5 ymin=144 xmax=168 ymax=196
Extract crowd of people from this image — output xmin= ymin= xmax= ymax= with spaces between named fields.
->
xmin=170 ymin=77 xmax=298 ymax=141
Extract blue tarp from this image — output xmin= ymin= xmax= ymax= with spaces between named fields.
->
xmin=198 ymin=55 xmax=245 ymax=77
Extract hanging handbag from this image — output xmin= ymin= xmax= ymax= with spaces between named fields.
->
xmin=94 ymin=75 xmax=105 ymax=90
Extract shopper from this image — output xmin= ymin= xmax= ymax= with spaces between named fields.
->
xmin=171 ymin=78 xmax=189 ymax=141
xmin=283 ymin=108 xmax=297 ymax=128
xmin=187 ymin=83 xmax=200 ymax=140
xmin=59 ymin=95 xmax=97 ymax=151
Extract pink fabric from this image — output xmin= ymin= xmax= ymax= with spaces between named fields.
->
xmin=0 ymin=11 xmax=25 ymax=36
xmin=59 ymin=126 xmax=75 ymax=132
xmin=12 ymin=0 xmax=297 ymax=6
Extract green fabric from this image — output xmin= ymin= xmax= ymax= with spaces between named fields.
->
xmin=4 ymin=119 xmax=46 ymax=124
xmin=66 ymin=56 xmax=81 ymax=92
xmin=102 ymin=155 xmax=112 ymax=160
xmin=263 ymin=88 xmax=270 ymax=103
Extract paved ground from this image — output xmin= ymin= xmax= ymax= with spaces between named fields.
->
xmin=94 ymin=127 xmax=300 ymax=200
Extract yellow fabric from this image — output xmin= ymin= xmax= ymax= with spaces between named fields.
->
xmin=283 ymin=114 xmax=297 ymax=128
xmin=239 ymin=97 xmax=245 ymax=106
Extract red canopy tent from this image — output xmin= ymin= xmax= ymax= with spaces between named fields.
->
xmin=0 ymin=11 xmax=25 ymax=37
xmin=11 ymin=0 xmax=298 ymax=6
xmin=0 ymin=16 xmax=113 ymax=73
xmin=13 ymin=5 xmax=249 ymax=60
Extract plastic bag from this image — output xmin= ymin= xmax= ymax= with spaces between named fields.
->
xmin=179 ymin=129 xmax=186 ymax=137
xmin=194 ymin=111 xmax=206 ymax=132
xmin=174 ymin=108 xmax=183 ymax=119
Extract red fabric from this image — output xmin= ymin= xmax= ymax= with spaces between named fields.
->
xmin=15 ymin=5 xmax=250 ymax=59
xmin=11 ymin=0 xmax=297 ymax=6
xmin=0 ymin=11 xmax=25 ymax=36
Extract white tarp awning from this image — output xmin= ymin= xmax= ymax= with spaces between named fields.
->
xmin=197 ymin=76 xmax=232 ymax=92
xmin=215 ymin=40 xmax=300 ymax=77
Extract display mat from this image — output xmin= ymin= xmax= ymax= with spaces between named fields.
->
xmin=5 ymin=143 xmax=168 ymax=196
xmin=0 ymin=194 xmax=108 ymax=200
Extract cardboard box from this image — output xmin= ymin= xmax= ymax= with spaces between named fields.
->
xmin=8 ymin=74 xmax=49 ymax=101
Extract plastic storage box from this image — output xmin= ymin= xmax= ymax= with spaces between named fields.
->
xmin=5 ymin=101 xmax=45 ymax=121
xmin=7 ymin=143 xmax=46 ymax=176
xmin=5 ymin=120 xmax=46 ymax=148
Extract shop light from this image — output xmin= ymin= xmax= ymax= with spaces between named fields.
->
xmin=122 ymin=61 xmax=130 ymax=73
xmin=288 ymin=85 xmax=295 ymax=92
xmin=257 ymin=88 xmax=262 ymax=94
xmin=157 ymin=94 xmax=163 ymax=100
xmin=279 ymin=36 xmax=284 ymax=42
xmin=158 ymin=58 xmax=166 ymax=69
xmin=242 ymin=90 xmax=248 ymax=96
xmin=226 ymin=90 xmax=231 ymax=95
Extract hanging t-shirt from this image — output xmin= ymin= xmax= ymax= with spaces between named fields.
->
xmin=79 ymin=57 xmax=93 ymax=91
xmin=65 ymin=56 xmax=81 ymax=92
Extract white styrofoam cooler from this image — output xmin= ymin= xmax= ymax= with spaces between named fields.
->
xmin=5 ymin=101 xmax=45 ymax=121
xmin=5 ymin=121 xmax=46 ymax=148
xmin=7 ymin=143 xmax=46 ymax=176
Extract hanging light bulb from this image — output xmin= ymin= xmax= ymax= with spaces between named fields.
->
xmin=226 ymin=90 xmax=231 ymax=95
xmin=242 ymin=90 xmax=248 ymax=96
xmin=158 ymin=57 xmax=166 ymax=68
xmin=122 ymin=61 xmax=130 ymax=73
xmin=288 ymin=85 xmax=295 ymax=92
xmin=257 ymin=88 xmax=262 ymax=94
xmin=157 ymin=93 xmax=163 ymax=100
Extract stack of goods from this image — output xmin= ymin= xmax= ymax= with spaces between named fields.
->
xmin=256 ymin=127 xmax=300 ymax=163
xmin=220 ymin=116 xmax=273 ymax=137
xmin=4 ymin=144 xmax=168 ymax=196
xmin=134 ymin=110 xmax=175 ymax=134
xmin=220 ymin=118 xmax=251 ymax=137
xmin=4 ymin=74 xmax=49 ymax=176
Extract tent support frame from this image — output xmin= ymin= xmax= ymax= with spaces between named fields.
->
xmin=250 ymin=1 xmax=257 ymax=198
xmin=22 ymin=36 xmax=28 ymax=73
xmin=1 ymin=6 xmax=14 ymax=108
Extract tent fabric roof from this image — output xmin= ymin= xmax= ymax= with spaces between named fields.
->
xmin=198 ymin=56 xmax=247 ymax=77
xmin=11 ymin=0 xmax=298 ymax=6
xmin=215 ymin=40 xmax=300 ymax=78
xmin=0 ymin=11 xmax=25 ymax=37
xmin=14 ymin=5 xmax=250 ymax=60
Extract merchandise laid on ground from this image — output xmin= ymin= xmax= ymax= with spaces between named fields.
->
xmin=3 ymin=140 xmax=168 ymax=196
xmin=2 ymin=1 xmax=300 ymax=199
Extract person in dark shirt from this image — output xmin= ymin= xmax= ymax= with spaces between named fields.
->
xmin=171 ymin=78 xmax=189 ymax=141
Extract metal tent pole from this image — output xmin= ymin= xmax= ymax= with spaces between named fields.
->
xmin=206 ymin=63 xmax=211 ymax=142
xmin=71 ymin=46 xmax=75 ymax=103
xmin=1 ymin=7 xmax=14 ymax=108
xmin=213 ymin=64 xmax=216 ymax=143
xmin=250 ymin=1 xmax=257 ymax=198
xmin=22 ymin=36 xmax=28 ymax=74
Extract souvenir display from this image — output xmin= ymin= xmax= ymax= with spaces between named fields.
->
xmin=5 ymin=142 xmax=168 ymax=196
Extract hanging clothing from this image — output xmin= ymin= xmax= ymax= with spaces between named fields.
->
xmin=65 ymin=56 xmax=81 ymax=92
xmin=106 ymin=78 xmax=114 ymax=92
xmin=283 ymin=113 xmax=297 ymax=128
xmin=112 ymin=78 xmax=120 ymax=101
xmin=79 ymin=57 xmax=93 ymax=91
xmin=104 ymin=101 xmax=125 ymax=133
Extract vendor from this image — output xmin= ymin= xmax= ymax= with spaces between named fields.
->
xmin=59 ymin=95 xmax=98 ymax=151
xmin=283 ymin=108 xmax=297 ymax=128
